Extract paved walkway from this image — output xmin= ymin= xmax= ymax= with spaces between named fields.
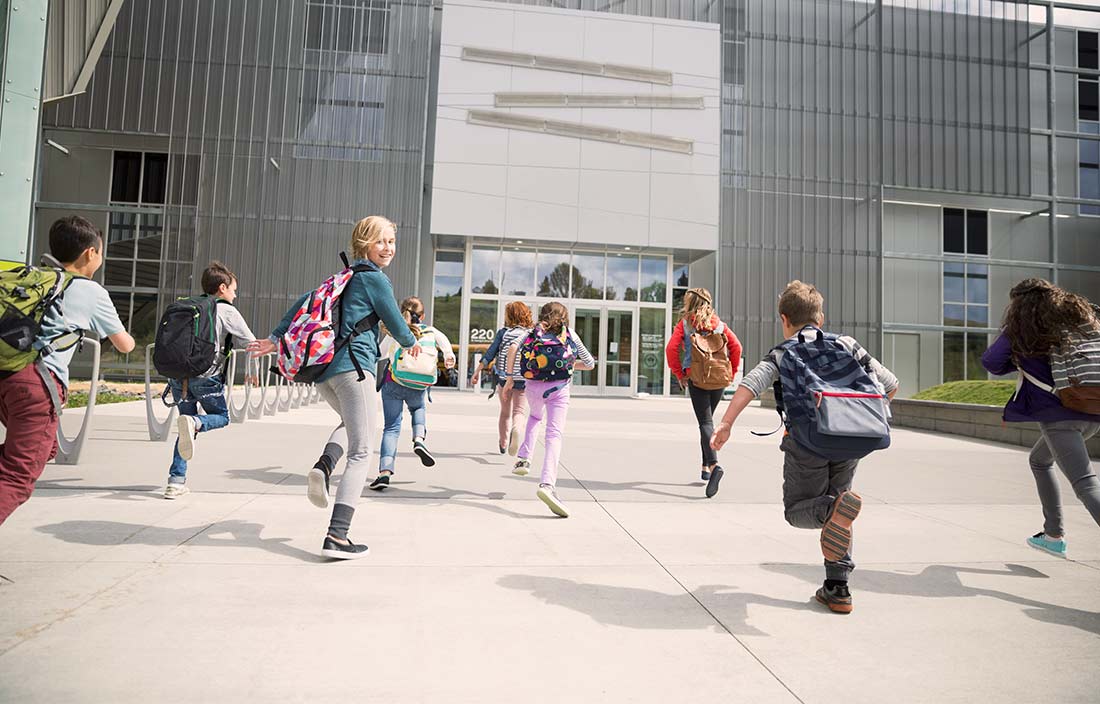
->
xmin=1 ymin=392 xmax=1098 ymax=703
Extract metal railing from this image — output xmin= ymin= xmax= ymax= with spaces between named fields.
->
xmin=55 ymin=338 xmax=101 ymax=465
xmin=144 ymin=343 xmax=178 ymax=441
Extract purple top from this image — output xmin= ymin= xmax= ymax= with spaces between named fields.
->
xmin=981 ymin=333 xmax=1100 ymax=423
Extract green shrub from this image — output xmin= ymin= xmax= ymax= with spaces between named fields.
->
xmin=912 ymin=380 xmax=1016 ymax=406
xmin=66 ymin=391 xmax=143 ymax=409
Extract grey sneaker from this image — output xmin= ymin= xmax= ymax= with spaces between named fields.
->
xmin=176 ymin=415 xmax=198 ymax=461
xmin=163 ymin=484 xmax=190 ymax=500
xmin=513 ymin=458 xmax=530 ymax=476
xmin=537 ymin=484 xmax=569 ymax=518
xmin=508 ymin=427 xmax=521 ymax=456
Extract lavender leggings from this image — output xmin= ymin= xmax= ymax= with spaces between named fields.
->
xmin=517 ymin=380 xmax=571 ymax=486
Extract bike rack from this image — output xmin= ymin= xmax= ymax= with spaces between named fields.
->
xmin=143 ymin=343 xmax=179 ymax=441
xmin=225 ymin=350 xmax=252 ymax=424
xmin=262 ymin=355 xmax=280 ymax=416
xmin=247 ymin=353 xmax=270 ymax=420
xmin=288 ymin=382 xmax=303 ymax=409
xmin=277 ymin=375 xmax=294 ymax=412
xmin=55 ymin=338 xmax=101 ymax=465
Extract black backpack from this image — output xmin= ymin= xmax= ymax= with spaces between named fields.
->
xmin=153 ymin=295 xmax=230 ymax=382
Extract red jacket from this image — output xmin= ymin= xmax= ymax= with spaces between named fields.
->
xmin=665 ymin=315 xmax=742 ymax=382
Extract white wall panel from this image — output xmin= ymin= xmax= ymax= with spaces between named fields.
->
xmin=433 ymin=0 xmax=720 ymax=250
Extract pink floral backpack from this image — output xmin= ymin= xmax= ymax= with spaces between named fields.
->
xmin=275 ymin=253 xmax=379 ymax=382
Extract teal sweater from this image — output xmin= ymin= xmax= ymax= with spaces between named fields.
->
xmin=271 ymin=260 xmax=417 ymax=384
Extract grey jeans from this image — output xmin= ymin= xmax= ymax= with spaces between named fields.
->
xmin=1029 ymin=420 xmax=1100 ymax=538
xmin=780 ymin=435 xmax=858 ymax=581
xmin=316 ymin=371 xmax=379 ymax=538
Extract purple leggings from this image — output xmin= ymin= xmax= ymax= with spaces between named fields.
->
xmin=517 ymin=380 xmax=571 ymax=486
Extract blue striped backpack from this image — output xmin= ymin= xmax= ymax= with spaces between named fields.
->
xmin=769 ymin=328 xmax=891 ymax=461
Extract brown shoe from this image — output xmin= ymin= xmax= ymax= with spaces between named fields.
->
xmin=821 ymin=491 xmax=862 ymax=562
xmin=815 ymin=584 xmax=853 ymax=614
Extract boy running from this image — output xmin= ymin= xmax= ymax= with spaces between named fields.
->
xmin=711 ymin=281 xmax=898 ymax=613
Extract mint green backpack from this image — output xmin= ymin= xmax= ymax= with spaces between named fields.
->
xmin=0 ymin=263 xmax=82 ymax=375
xmin=391 ymin=324 xmax=439 ymax=390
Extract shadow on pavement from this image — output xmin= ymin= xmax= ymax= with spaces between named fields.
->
xmin=504 ymin=473 xmax=707 ymax=500
xmin=498 ymin=574 xmax=812 ymax=636
xmin=34 ymin=477 xmax=164 ymax=499
xmin=762 ymin=562 xmax=1100 ymax=637
xmin=36 ymin=519 xmax=322 ymax=563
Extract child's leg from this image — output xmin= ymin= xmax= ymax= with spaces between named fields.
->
xmin=687 ymin=382 xmax=722 ymax=468
xmin=406 ymin=390 xmax=427 ymax=441
xmin=518 ymin=383 xmax=547 ymax=460
xmin=319 ymin=372 xmax=375 ymax=540
xmin=497 ymin=389 xmax=511 ymax=448
xmin=378 ymin=385 xmax=404 ymax=474
xmin=1037 ymin=421 xmax=1100 ymax=530
xmin=510 ymin=386 xmax=528 ymax=437
xmin=0 ymin=367 xmax=64 ymax=526
xmin=539 ymin=385 xmax=571 ymax=486
xmin=168 ymin=380 xmax=199 ymax=484
xmin=1029 ymin=431 xmax=1064 ymax=537
xmin=194 ymin=378 xmax=230 ymax=432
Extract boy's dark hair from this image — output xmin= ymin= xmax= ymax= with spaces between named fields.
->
xmin=49 ymin=216 xmax=102 ymax=264
xmin=201 ymin=261 xmax=236 ymax=295
xmin=778 ymin=280 xmax=824 ymax=328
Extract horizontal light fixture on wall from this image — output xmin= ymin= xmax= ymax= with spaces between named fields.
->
xmin=494 ymin=93 xmax=704 ymax=109
xmin=462 ymin=47 xmax=673 ymax=85
xmin=467 ymin=109 xmax=693 ymax=154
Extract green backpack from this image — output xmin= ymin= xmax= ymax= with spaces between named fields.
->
xmin=0 ymin=262 xmax=82 ymax=375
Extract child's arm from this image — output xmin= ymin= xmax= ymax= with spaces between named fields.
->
xmin=502 ymin=342 xmax=520 ymax=396
xmin=841 ymin=336 xmax=899 ymax=398
xmin=89 ymin=284 xmax=134 ymax=353
xmin=433 ymin=328 xmax=457 ymax=367
xmin=569 ymin=332 xmax=596 ymax=371
xmin=724 ymin=327 xmax=743 ymax=374
xmin=250 ymin=292 xmax=309 ymax=357
xmin=223 ymin=306 xmax=257 ymax=349
xmin=981 ymin=333 xmax=1017 ymax=377
xmin=711 ymin=386 xmax=756 ymax=450
xmin=665 ymin=320 xmax=686 ymax=382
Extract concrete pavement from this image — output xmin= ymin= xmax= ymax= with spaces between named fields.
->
xmin=1 ymin=392 xmax=1098 ymax=703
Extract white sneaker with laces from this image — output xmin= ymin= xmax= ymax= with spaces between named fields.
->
xmin=537 ymin=484 xmax=569 ymax=518
xmin=177 ymin=415 xmax=198 ymax=461
xmin=163 ymin=484 xmax=190 ymax=500
xmin=513 ymin=458 xmax=530 ymax=476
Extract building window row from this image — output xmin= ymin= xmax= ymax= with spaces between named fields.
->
xmin=1080 ymin=31 xmax=1099 ymax=216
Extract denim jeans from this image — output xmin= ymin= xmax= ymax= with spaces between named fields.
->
xmin=378 ymin=380 xmax=427 ymax=473
xmin=167 ymin=376 xmax=229 ymax=483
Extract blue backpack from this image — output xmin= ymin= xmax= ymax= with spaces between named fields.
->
xmin=769 ymin=328 xmax=891 ymax=461
xmin=520 ymin=326 xmax=576 ymax=383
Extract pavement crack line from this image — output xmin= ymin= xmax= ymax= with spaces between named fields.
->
xmin=557 ymin=457 xmax=808 ymax=704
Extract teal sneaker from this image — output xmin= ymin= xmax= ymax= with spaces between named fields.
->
xmin=1027 ymin=532 xmax=1067 ymax=558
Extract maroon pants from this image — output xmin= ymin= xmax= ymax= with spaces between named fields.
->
xmin=0 ymin=364 xmax=65 ymax=526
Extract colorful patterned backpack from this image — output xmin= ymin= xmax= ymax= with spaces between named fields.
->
xmin=520 ymin=326 xmax=576 ymax=383
xmin=275 ymin=254 xmax=379 ymax=383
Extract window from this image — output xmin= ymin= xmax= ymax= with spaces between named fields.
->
xmin=471 ymin=247 xmax=500 ymax=294
xmin=1079 ymin=80 xmax=1099 ymax=122
xmin=943 ymin=208 xmax=987 ymax=255
xmin=606 ymin=254 xmax=639 ymax=302
xmin=943 ymin=263 xmax=988 ymax=329
xmin=306 ymin=0 xmax=389 ymax=56
xmin=641 ymin=257 xmax=668 ymax=304
xmin=501 ymin=248 xmax=536 ymax=296
xmin=571 ymin=253 xmax=605 ymax=300
xmin=536 ymin=252 xmax=571 ymax=297
xmin=637 ymin=308 xmax=667 ymax=395
xmin=943 ymin=332 xmax=990 ymax=383
xmin=1080 ymin=31 xmax=1099 ymax=70
xmin=432 ymin=251 xmax=464 ymax=350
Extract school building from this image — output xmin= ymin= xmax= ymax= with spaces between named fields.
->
xmin=3 ymin=0 xmax=1099 ymax=396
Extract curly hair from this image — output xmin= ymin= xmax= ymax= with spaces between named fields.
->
xmin=538 ymin=301 xmax=569 ymax=336
xmin=504 ymin=301 xmax=533 ymax=329
xmin=1002 ymin=278 xmax=1098 ymax=358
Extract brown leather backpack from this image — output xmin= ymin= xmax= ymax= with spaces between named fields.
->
xmin=686 ymin=320 xmax=733 ymax=390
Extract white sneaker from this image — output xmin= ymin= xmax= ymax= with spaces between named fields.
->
xmin=537 ymin=484 xmax=569 ymax=518
xmin=513 ymin=458 xmax=530 ymax=476
xmin=164 ymin=484 xmax=190 ymax=500
xmin=508 ymin=427 xmax=521 ymax=456
xmin=177 ymin=415 xmax=198 ymax=461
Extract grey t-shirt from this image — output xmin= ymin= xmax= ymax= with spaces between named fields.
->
xmin=204 ymin=302 xmax=257 ymax=377
xmin=38 ymin=277 xmax=125 ymax=388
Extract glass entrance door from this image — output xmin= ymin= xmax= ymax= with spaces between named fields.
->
xmin=572 ymin=307 xmax=600 ymax=390
xmin=603 ymin=309 xmax=634 ymax=393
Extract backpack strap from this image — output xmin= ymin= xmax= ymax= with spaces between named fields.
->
xmin=751 ymin=343 xmax=791 ymax=438
xmin=33 ymin=360 xmax=64 ymax=414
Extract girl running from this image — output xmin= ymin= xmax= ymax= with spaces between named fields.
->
xmin=982 ymin=278 xmax=1100 ymax=558
xmin=503 ymin=302 xmax=594 ymax=518
xmin=249 ymin=216 xmax=421 ymax=560
xmin=371 ymin=296 xmax=456 ymax=490
xmin=665 ymin=287 xmax=742 ymax=497
xmin=472 ymin=301 xmax=534 ymax=455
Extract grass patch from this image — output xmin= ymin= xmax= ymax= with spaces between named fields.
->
xmin=912 ymin=380 xmax=1016 ymax=406
xmin=66 ymin=391 xmax=143 ymax=409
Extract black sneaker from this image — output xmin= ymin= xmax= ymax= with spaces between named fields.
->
xmin=815 ymin=582 xmax=853 ymax=614
xmin=499 ymin=445 xmax=507 ymax=454
xmin=321 ymin=535 xmax=369 ymax=560
xmin=700 ymin=469 xmax=711 ymax=481
xmin=705 ymin=466 xmax=724 ymax=498
xmin=369 ymin=473 xmax=391 ymax=491
xmin=414 ymin=440 xmax=436 ymax=467
xmin=307 ymin=460 xmax=332 ymax=509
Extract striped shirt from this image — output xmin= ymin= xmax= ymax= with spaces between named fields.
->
xmin=495 ymin=326 xmax=532 ymax=380
xmin=740 ymin=326 xmax=898 ymax=398
xmin=510 ymin=327 xmax=595 ymax=378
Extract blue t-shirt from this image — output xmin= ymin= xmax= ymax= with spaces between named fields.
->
xmin=38 ymin=277 xmax=125 ymax=388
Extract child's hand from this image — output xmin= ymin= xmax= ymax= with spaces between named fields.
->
xmin=470 ymin=368 xmax=481 ymax=385
xmin=710 ymin=422 xmax=732 ymax=451
xmin=249 ymin=339 xmax=276 ymax=357
xmin=502 ymin=378 xmax=514 ymax=399
xmin=247 ymin=375 xmax=260 ymax=387
xmin=406 ymin=343 xmax=422 ymax=358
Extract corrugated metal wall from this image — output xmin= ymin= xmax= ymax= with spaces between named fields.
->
xmin=43 ymin=0 xmax=116 ymax=100
xmin=42 ymin=0 xmax=434 ymax=340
